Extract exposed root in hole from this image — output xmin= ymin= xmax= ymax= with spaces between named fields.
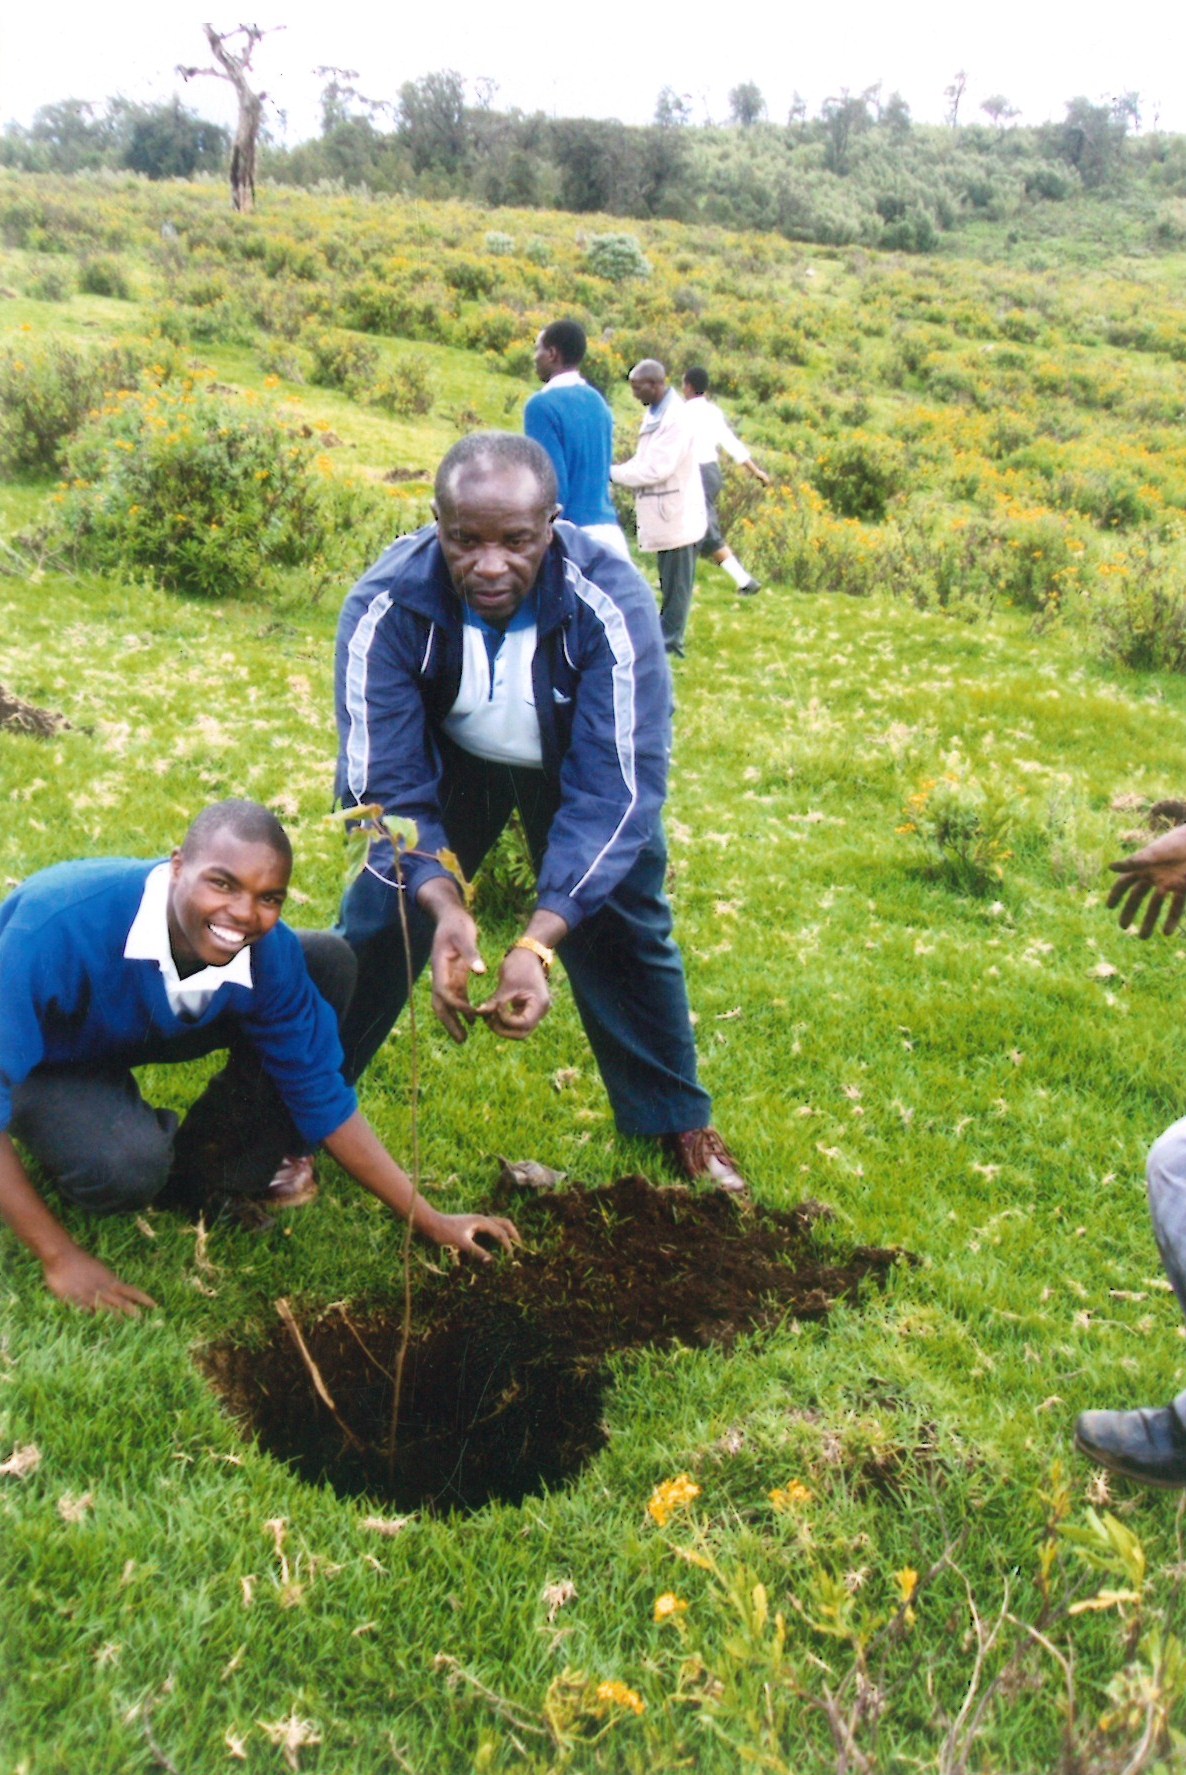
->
xmin=200 ymin=1175 xmax=906 ymax=1514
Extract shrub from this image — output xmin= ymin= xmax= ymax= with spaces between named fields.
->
xmin=257 ymin=341 xmax=307 ymax=383
xmin=458 ymin=306 xmax=519 ymax=353
xmin=0 ymin=336 xmax=175 ymax=474
xmin=812 ymin=434 xmax=907 ymax=521
xmin=305 ymin=327 xmax=381 ymax=396
xmin=442 ymin=253 xmax=499 ymax=298
xmin=78 ymin=255 xmax=133 ymax=299
xmin=1090 ymin=553 xmax=1186 ymax=672
xmin=585 ymin=233 xmax=652 ymax=282
xmin=254 ymin=283 xmax=320 ymax=339
xmin=899 ymin=764 xmax=1015 ymax=893
xmin=370 ymin=352 xmax=437 ymax=418
xmin=26 ymin=266 xmax=73 ymax=301
xmin=738 ymin=480 xmax=889 ymax=597
xmin=484 ymin=231 xmax=516 ymax=255
xmin=151 ymin=303 xmax=191 ymax=345
xmin=53 ymin=385 xmax=338 ymax=598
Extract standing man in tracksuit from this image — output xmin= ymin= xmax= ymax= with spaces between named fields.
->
xmin=333 ymin=431 xmax=747 ymax=1194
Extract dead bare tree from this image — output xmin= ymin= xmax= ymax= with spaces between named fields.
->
xmin=178 ymin=24 xmax=279 ymax=212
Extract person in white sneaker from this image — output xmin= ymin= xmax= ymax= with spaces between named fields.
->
xmin=682 ymin=366 xmax=771 ymax=596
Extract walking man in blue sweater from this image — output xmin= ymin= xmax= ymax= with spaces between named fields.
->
xmin=524 ymin=319 xmax=629 ymax=560
xmin=0 ymin=798 xmax=518 ymax=1315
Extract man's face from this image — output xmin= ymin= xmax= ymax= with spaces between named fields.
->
xmin=434 ymin=464 xmax=558 ymax=630
xmin=167 ymin=833 xmax=290 ymax=972
xmin=533 ymin=332 xmax=561 ymax=383
xmin=629 ymin=371 xmax=665 ymax=408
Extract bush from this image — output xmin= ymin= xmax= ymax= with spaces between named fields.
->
xmin=812 ymin=434 xmax=907 ymax=521
xmin=1090 ymin=553 xmax=1186 ymax=672
xmin=0 ymin=336 xmax=175 ymax=474
xmin=257 ymin=341 xmax=307 ymax=383
xmin=53 ymin=385 xmax=340 ymax=598
xmin=26 ymin=265 xmax=73 ymax=301
xmin=585 ymin=233 xmax=652 ymax=282
xmin=738 ymin=480 xmax=889 ymax=597
xmin=458 ymin=305 xmax=519 ymax=353
xmin=78 ymin=255 xmax=133 ymax=299
xmin=305 ymin=327 xmax=381 ymax=396
xmin=899 ymin=764 xmax=1015 ymax=893
xmin=370 ymin=352 xmax=437 ymax=417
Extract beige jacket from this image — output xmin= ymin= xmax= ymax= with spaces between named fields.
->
xmin=610 ymin=391 xmax=707 ymax=551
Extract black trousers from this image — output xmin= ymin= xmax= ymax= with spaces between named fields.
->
xmin=9 ymin=933 xmax=356 ymax=1214
xmin=336 ymin=743 xmax=710 ymax=1139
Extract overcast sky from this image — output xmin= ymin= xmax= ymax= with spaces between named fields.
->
xmin=2 ymin=4 xmax=1182 ymax=144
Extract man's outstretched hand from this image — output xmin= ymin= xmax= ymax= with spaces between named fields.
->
xmin=1107 ymin=825 xmax=1186 ymax=938
xmin=43 ymin=1247 xmax=157 ymax=1316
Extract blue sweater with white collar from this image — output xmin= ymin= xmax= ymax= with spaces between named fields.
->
xmin=524 ymin=380 xmax=619 ymax=526
xmin=0 ymin=857 xmax=357 ymax=1145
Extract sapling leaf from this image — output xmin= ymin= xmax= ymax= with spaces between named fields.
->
xmin=342 ymin=830 xmax=371 ymax=890
xmin=435 ymin=845 xmax=473 ymax=904
xmin=384 ymin=815 xmax=420 ymax=853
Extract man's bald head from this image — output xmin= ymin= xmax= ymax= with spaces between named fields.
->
xmin=434 ymin=433 xmax=558 ymax=516
xmin=627 ymin=360 xmax=668 ymax=408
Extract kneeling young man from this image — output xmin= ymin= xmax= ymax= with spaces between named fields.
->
xmin=0 ymin=798 xmax=517 ymax=1315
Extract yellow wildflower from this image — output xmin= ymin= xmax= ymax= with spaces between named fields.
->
xmin=647 ymin=1473 xmax=700 ymax=1527
xmin=596 ymin=1680 xmax=645 ymax=1716
xmin=653 ymin=1592 xmax=688 ymax=1623
xmin=894 ymin=1568 xmax=919 ymax=1604
xmin=769 ymin=1480 xmax=814 ymax=1512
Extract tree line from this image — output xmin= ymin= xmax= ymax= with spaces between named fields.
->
xmin=5 ymin=73 xmax=1185 ymax=251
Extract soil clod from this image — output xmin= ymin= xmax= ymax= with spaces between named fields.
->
xmin=201 ymin=1174 xmax=904 ymax=1515
xmin=0 ymin=685 xmax=70 ymax=737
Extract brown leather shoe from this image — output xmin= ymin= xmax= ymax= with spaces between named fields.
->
xmin=262 ymin=1155 xmax=318 ymax=1209
xmin=662 ymin=1128 xmax=748 ymax=1194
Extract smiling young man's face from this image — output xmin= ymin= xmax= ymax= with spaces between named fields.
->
xmin=434 ymin=462 xmax=558 ymax=631
xmin=167 ymin=831 xmax=290 ymax=973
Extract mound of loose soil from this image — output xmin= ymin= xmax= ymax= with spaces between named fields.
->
xmin=0 ymin=685 xmax=70 ymax=737
xmin=201 ymin=1174 xmax=905 ymax=1515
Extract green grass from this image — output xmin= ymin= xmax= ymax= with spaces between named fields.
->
xmin=4 ymin=181 xmax=1186 ymax=1773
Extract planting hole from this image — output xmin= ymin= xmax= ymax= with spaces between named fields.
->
xmin=200 ymin=1175 xmax=902 ymax=1514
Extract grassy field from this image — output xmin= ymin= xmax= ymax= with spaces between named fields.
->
xmin=3 ymin=173 xmax=1186 ymax=1772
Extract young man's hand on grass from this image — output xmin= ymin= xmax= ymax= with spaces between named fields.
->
xmin=43 ymin=1246 xmax=157 ymax=1316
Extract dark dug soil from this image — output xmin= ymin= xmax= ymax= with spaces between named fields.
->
xmin=0 ymin=685 xmax=70 ymax=737
xmin=201 ymin=1174 xmax=904 ymax=1515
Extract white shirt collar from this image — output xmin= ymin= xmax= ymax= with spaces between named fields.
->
xmin=546 ymin=369 xmax=586 ymax=389
xmin=125 ymin=861 xmax=254 ymax=1015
